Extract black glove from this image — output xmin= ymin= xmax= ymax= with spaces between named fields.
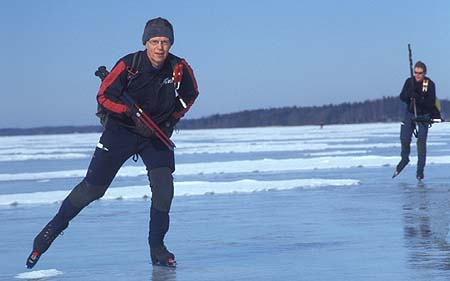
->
xmin=161 ymin=120 xmax=175 ymax=138
xmin=132 ymin=115 xmax=154 ymax=137
xmin=407 ymin=90 xmax=419 ymax=99
xmin=124 ymin=108 xmax=134 ymax=117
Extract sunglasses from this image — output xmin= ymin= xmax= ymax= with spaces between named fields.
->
xmin=414 ymin=71 xmax=424 ymax=75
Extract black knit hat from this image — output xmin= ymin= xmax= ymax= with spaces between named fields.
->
xmin=414 ymin=61 xmax=427 ymax=74
xmin=142 ymin=17 xmax=174 ymax=45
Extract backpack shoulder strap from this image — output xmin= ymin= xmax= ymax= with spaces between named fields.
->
xmin=167 ymin=53 xmax=183 ymax=90
xmin=127 ymin=51 xmax=143 ymax=78
xmin=167 ymin=53 xmax=181 ymax=69
xmin=422 ymin=79 xmax=429 ymax=92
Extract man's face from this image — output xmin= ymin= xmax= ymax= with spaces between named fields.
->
xmin=414 ymin=67 xmax=425 ymax=82
xmin=145 ymin=36 xmax=171 ymax=68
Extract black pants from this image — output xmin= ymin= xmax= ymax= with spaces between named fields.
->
xmin=400 ymin=111 xmax=429 ymax=174
xmin=52 ymin=120 xmax=175 ymax=249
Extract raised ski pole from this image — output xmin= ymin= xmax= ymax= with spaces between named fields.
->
xmin=408 ymin=44 xmax=419 ymax=136
xmin=95 ymin=66 xmax=175 ymax=151
xmin=392 ymin=44 xmax=416 ymax=179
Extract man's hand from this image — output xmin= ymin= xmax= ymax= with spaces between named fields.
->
xmin=125 ymin=108 xmax=135 ymax=117
xmin=408 ymin=90 xmax=419 ymax=99
xmin=161 ymin=120 xmax=175 ymax=138
xmin=132 ymin=115 xmax=154 ymax=137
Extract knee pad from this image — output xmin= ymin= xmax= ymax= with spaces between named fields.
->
xmin=67 ymin=179 xmax=108 ymax=208
xmin=149 ymin=167 xmax=174 ymax=212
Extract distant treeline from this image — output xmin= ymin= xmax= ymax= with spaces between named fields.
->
xmin=0 ymin=126 xmax=102 ymax=136
xmin=178 ymin=96 xmax=450 ymax=129
xmin=1 ymin=96 xmax=448 ymax=136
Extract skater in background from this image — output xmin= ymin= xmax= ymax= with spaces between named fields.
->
xmin=26 ymin=17 xmax=199 ymax=268
xmin=394 ymin=61 xmax=437 ymax=180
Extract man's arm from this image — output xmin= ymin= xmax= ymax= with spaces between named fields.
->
xmin=96 ymin=60 xmax=129 ymax=115
xmin=170 ymin=59 xmax=199 ymax=122
xmin=399 ymin=78 xmax=414 ymax=103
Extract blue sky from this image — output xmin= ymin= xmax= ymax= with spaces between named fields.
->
xmin=1 ymin=0 xmax=448 ymax=128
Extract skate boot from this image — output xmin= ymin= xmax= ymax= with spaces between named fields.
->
xmin=392 ymin=158 xmax=410 ymax=178
xmin=416 ymin=170 xmax=424 ymax=181
xmin=151 ymin=244 xmax=176 ymax=267
xmin=26 ymin=219 xmax=68 ymax=269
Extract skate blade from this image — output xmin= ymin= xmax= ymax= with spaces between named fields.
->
xmin=392 ymin=171 xmax=399 ymax=178
xmin=153 ymin=261 xmax=176 ymax=267
xmin=153 ymin=258 xmax=176 ymax=267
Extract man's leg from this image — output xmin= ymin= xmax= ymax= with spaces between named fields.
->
xmin=27 ymin=126 xmax=136 ymax=268
xmin=397 ymin=112 xmax=414 ymax=173
xmin=416 ymin=121 xmax=429 ymax=179
xmin=139 ymin=139 xmax=175 ymax=265
xmin=148 ymin=167 xmax=174 ymax=248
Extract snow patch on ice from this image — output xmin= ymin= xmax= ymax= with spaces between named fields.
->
xmin=0 ymin=178 xmax=360 ymax=206
xmin=15 ymin=269 xmax=63 ymax=279
xmin=0 ymin=153 xmax=89 ymax=162
xmin=1 ymin=154 xmax=450 ymax=182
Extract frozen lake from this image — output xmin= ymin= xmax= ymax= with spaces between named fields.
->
xmin=1 ymin=123 xmax=450 ymax=280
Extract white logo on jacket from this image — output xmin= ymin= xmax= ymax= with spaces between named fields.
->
xmin=162 ymin=77 xmax=174 ymax=85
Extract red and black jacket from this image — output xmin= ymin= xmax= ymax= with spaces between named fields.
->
xmin=97 ymin=51 xmax=199 ymax=128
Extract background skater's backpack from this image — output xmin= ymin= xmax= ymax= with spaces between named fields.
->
xmin=96 ymin=51 xmax=182 ymax=127
xmin=431 ymin=98 xmax=442 ymax=120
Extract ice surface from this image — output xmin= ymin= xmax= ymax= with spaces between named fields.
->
xmin=1 ymin=123 xmax=450 ymax=280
